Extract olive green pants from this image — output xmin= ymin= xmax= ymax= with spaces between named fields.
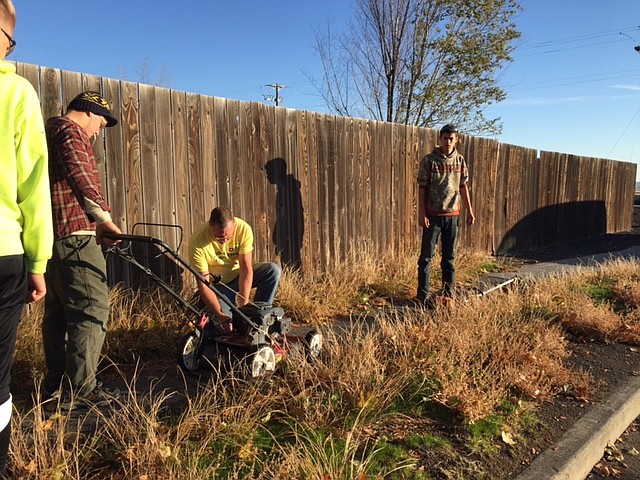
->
xmin=43 ymin=235 xmax=109 ymax=397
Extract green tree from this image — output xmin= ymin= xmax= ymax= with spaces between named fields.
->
xmin=314 ymin=0 xmax=521 ymax=135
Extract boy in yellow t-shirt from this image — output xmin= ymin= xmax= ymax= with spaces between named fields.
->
xmin=189 ymin=206 xmax=281 ymax=329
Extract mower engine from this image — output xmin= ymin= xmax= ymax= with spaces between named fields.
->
xmin=234 ymin=301 xmax=292 ymax=346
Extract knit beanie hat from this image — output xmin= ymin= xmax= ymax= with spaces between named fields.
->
xmin=439 ymin=124 xmax=458 ymax=136
xmin=67 ymin=91 xmax=118 ymax=127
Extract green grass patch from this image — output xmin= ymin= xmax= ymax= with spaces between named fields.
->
xmin=393 ymin=375 xmax=441 ymax=415
xmin=367 ymin=439 xmax=427 ymax=479
xmin=467 ymin=414 xmax=506 ymax=454
xmin=405 ymin=432 xmax=453 ymax=451
xmin=475 ymin=260 xmax=503 ymax=275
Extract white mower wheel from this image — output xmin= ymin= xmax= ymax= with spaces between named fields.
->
xmin=304 ymin=330 xmax=323 ymax=360
xmin=250 ymin=346 xmax=277 ymax=378
xmin=178 ymin=330 xmax=202 ymax=372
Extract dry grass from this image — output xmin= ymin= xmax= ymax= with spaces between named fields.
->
xmin=11 ymin=285 xmax=192 ymax=398
xmin=277 ymin=247 xmax=499 ymax=323
xmin=7 ymin=251 xmax=640 ymax=478
xmin=276 ymin=246 xmax=417 ymax=323
xmin=519 ymin=259 xmax=640 ymax=345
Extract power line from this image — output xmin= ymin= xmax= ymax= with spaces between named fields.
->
xmin=512 ymin=68 xmax=640 ymax=87
xmin=607 ymin=103 xmax=640 ymax=159
xmin=516 ymin=25 xmax=640 ymax=51
xmin=517 ymin=39 xmax=627 ymax=57
xmin=620 ymin=32 xmax=640 ymax=54
xmin=511 ymin=26 xmax=640 ymax=58
xmin=500 ymin=26 xmax=640 ymax=94
xmin=263 ymin=83 xmax=289 ymax=106
xmin=507 ymin=69 xmax=640 ymax=92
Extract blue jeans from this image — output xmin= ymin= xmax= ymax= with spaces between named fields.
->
xmin=216 ymin=262 xmax=282 ymax=316
xmin=417 ymin=216 xmax=459 ymax=298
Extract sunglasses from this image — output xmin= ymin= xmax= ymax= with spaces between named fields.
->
xmin=1 ymin=28 xmax=15 ymax=56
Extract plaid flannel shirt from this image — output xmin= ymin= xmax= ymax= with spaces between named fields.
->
xmin=46 ymin=116 xmax=110 ymax=240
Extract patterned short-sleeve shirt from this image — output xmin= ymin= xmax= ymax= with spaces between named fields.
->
xmin=417 ymin=147 xmax=468 ymax=216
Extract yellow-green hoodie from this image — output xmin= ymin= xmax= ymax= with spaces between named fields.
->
xmin=0 ymin=60 xmax=52 ymax=274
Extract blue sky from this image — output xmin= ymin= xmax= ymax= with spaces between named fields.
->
xmin=10 ymin=1 xmax=640 ymax=179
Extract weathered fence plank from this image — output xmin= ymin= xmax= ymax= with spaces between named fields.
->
xmin=306 ymin=112 xmax=321 ymax=270
xmin=170 ymin=90 xmax=191 ymax=258
xmin=154 ymin=87 xmax=178 ymax=245
xmin=186 ymin=92 xmax=204 ymax=232
xmin=201 ymin=96 xmax=217 ymax=219
xmin=120 ymin=82 xmax=142 ymax=230
xmin=293 ymin=109 xmax=310 ymax=270
xmin=138 ymin=84 xmax=161 ymax=236
xmin=39 ymin=67 xmax=62 ymax=121
xmin=238 ymin=101 xmax=256 ymax=243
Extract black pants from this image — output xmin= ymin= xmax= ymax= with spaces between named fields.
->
xmin=0 ymin=255 xmax=27 ymax=477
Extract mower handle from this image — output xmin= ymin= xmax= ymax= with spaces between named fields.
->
xmin=102 ymin=231 xmax=160 ymax=245
xmin=102 ymin=231 xmax=222 ymax=285
xmin=102 ymin=230 xmax=261 ymax=330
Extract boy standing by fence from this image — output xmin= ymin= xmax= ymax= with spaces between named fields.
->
xmin=416 ymin=124 xmax=475 ymax=303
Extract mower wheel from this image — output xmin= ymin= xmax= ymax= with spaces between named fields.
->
xmin=249 ymin=346 xmax=277 ymax=378
xmin=178 ymin=330 xmax=203 ymax=372
xmin=304 ymin=330 xmax=323 ymax=361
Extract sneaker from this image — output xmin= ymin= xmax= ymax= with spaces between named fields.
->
xmin=59 ymin=385 xmax=122 ymax=411
xmin=40 ymin=388 xmax=61 ymax=413
xmin=412 ymin=295 xmax=435 ymax=310
xmin=41 ymin=386 xmax=60 ymax=399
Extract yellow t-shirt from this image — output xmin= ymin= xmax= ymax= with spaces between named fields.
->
xmin=188 ymin=217 xmax=253 ymax=283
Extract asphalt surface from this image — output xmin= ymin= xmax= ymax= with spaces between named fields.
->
xmin=504 ymin=245 xmax=640 ymax=480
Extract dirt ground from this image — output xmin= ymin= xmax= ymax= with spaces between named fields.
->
xmin=503 ymin=339 xmax=640 ymax=479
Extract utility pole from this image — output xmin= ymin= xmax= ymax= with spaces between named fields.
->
xmin=264 ymin=83 xmax=288 ymax=106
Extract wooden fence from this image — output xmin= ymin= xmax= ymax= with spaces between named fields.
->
xmin=16 ymin=62 xmax=637 ymax=284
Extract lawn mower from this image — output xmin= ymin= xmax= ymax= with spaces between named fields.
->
xmin=103 ymin=223 xmax=322 ymax=378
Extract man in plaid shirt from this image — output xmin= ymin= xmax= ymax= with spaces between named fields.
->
xmin=43 ymin=91 xmax=122 ymax=411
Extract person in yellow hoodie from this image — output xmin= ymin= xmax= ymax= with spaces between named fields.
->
xmin=0 ymin=0 xmax=53 ymax=475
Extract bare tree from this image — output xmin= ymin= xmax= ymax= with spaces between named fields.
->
xmin=118 ymin=59 xmax=173 ymax=88
xmin=314 ymin=0 xmax=520 ymax=135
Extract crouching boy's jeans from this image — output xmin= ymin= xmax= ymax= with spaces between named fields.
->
xmin=216 ymin=262 xmax=282 ymax=316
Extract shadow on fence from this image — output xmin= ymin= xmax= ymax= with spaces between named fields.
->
xmin=265 ymin=157 xmax=304 ymax=271
xmin=497 ymin=200 xmax=607 ymax=256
